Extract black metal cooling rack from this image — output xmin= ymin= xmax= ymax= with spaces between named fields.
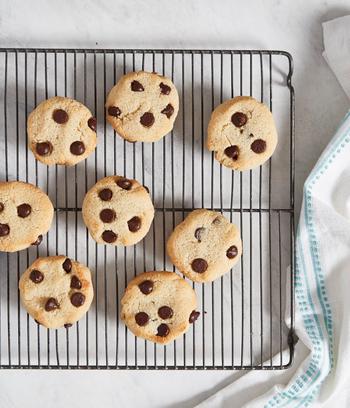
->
xmin=0 ymin=48 xmax=295 ymax=370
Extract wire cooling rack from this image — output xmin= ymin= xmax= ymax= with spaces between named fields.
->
xmin=0 ymin=48 xmax=295 ymax=370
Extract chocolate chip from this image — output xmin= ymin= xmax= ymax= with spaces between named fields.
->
xmin=224 ymin=145 xmax=239 ymax=160
xmin=226 ymin=245 xmax=238 ymax=259
xmin=138 ymin=280 xmax=153 ymax=295
xmin=17 ymin=203 xmax=31 ymax=218
xmin=31 ymin=234 xmax=43 ymax=246
xmin=52 ymin=109 xmax=68 ymax=124
xmin=127 ymin=216 xmax=141 ymax=232
xmin=62 ymin=258 xmax=72 ymax=273
xmin=29 ymin=269 xmax=44 ymax=284
xmin=140 ymin=112 xmax=155 ymax=127
xmin=231 ymin=112 xmax=247 ymax=127
xmin=251 ymin=139 xmax=266 ymax=154
xmin=158 ymin=306 xmax=173 ymax=320
xmin=70 ymin=292 xmax=85 ymax=307
xmin=0 ymin=203 xmax=4 ymax=213
xmin=88 ymin=117 xmax=97 ymax=131
xmin=161 ymin=104 xmax=174 ymax=119
xmin=249 ymin=133 xmax=254 ymax=138
xmin=212 ymin=217 xmax=221 ymax=225
xmin=194 ymin=227 xmax=205 ymax=242
xmin=100 ymin=209 xmax=116 ymax=223
xmin=70 ymin=141 xmax=85 ymax=155
xmin=191 ymin=258 xmax=208 ymax=273
xmin=36 ymin=141 xmax=52 ymax=156
xmin=0 ymin=223 xmax=10 ymax=237
xmin=131 ymin=80 xmax=144 ymax=92
xmin=189 ymin=310 xmax=200 ymax=323
xmin=102 ymin=230 xmax=118 ymax=243
xmin=70 ymin=275 xmax=82 ymax=289
xmin=156 ymin=323 xmax=170 ymax=337
xmin=108 ymin=106 xmax=121 ymax=117
xmin=159 ymin=82 xmax=171 ymax=95
xmin=64 ymin=323 xmax=72 ymax=328
xmin=98 ymin=188 xmax=113 ymax=201
xmin=45 ymin=298 xmax=59 ymax=312
xmin=116 ymin=178 xmax=132 ymax=190
xmin=135 ymin=312 xmax=149 ymax=326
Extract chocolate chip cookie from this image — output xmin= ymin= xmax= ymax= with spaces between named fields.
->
xmin=167 ymin=209 xmax=242 ymax=283
xmin=0 ymin=181 xmax=54 ymax=252
xmin=207 ymin=96 xmax=278 ymax=171
xmin=106 ymin=71 xmax=179 ymax=142
xmin=121 ymin=271 xmax=198 ymax=344
xmin=28 ymin=96 xmax=97 ymax=166
xmin=19 ymin=256 xmax=94 ymax=329
xmin=82 ymin=175 xmax=154 ymax=246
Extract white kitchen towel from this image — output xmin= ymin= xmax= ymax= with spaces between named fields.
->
xmin=198 ymin=15 xmax=350 ymax=408
xmin=323 ymin=15 xmax=350 ymax=100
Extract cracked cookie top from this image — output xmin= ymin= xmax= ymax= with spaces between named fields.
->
xmin=207 ymin=96 xmax=278 ymax=171
xmin=105 ymin=71 xmax=179 ymax=143
xmin=27 ymin=96 xmax=97 ymax=166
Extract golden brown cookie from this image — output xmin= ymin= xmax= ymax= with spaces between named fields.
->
xmin=28 ymin=96 xmax=97 ymax=166
xmin=82 ymin=175 xmax=154 ymax=246
xmin=121 ymin=271 xmax=199 ymax=344
xmin=19 ymin=256 xmax=94 ymax=329
xmin=0 ymin=181 xmax=54 ymax=252
xmin=167 ymin=209 xmax=242 ymax=283
xmin=207 ymin=96 xmax=278 ymax=171
xmin=106 ymin=71 xmax=179 ymax=142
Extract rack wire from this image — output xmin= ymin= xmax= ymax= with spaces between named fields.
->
xmin=0 ymin=48 xmax=295 ymax=370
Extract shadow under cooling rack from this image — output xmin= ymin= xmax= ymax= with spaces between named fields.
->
xmin=0 ymin=48 xmax=295 ymax=370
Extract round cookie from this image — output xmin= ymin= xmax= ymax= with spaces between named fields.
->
xmin=19 ymin=256 xmax=94 ymax=329
xmin=121 ymin=271 xmax=199 ymax=344
xmin=0 ymin=181 xmax=54 ymax=252
xmin=28 ymin=96 xmax=97 ymax=166
xmin=106 ymin=71 xmax=179 ymax=142
xmin=207 ymin=96 xmax=278 ymax=171
xmin=82 ymin=175 xmax=154 ymax=246
xmin=167 ymin=209 xmax=242 ymax=283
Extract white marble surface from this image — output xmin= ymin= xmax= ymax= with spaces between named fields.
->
xmin=0 ymin=0 xmax=349 ymax=407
